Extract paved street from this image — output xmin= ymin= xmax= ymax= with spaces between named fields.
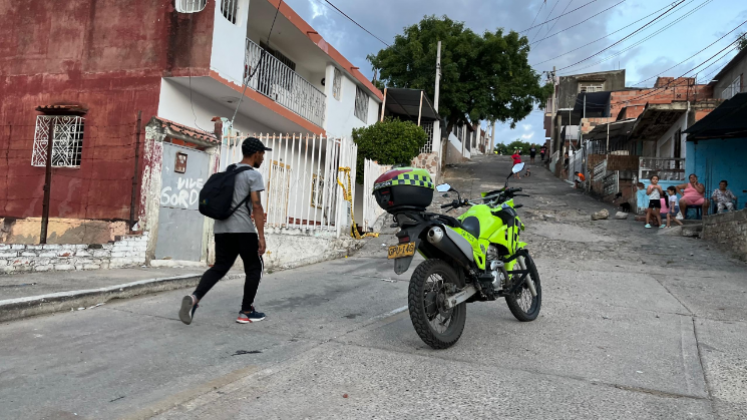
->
xmin=2 ymin=155 xmax=746 ymax=419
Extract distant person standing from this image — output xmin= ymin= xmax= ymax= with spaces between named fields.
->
xmin=180 ymin=137 xmax=271 ymax=325
xmin=511 ymin=149 xmax=523 ymax=180
xmin=540 ymin=146 xmax=547 ymax=162
xmin=529 ymin=145 xmax=537 ymax=163
xmin=645 ymin=175 xmax=664 ymax=229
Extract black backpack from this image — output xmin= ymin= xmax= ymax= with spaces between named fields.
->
xmin=198 ymin=164 xmax=253 ymax=220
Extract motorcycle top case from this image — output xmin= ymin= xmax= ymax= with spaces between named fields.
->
xmin=372 ymin=167 xmax=434 ymax=212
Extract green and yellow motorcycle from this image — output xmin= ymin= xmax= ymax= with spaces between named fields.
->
xmin=374 ymin=163 xmax=541 ymax=349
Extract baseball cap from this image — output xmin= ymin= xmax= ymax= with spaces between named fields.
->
xmin=241 ymin=137 xmax=272 ymax=156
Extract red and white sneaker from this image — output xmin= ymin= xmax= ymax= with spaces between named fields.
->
xmin=236 ymin=307 xmax=266 ymax=324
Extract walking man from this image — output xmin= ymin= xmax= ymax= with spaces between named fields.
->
xmin=179 ymin=137 xmax=270 ymax=325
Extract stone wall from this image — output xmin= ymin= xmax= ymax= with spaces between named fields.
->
xmin=702 ymin=209 xmax=747 ymax=262
xmin=0 ymin=233 xmax=148 ymax=274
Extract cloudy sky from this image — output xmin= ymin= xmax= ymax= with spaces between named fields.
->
xmin=281 ymin=0 xmax=747 ymax=147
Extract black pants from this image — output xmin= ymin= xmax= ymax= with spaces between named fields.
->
xmin=193 ymin=233 xmax=263 ymax=312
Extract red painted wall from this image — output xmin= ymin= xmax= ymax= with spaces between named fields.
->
xmin=0 ymin=0 xmax=215 ymax=220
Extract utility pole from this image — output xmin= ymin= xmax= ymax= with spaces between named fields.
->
xmin=434 ymin=41 xmax=443 ymax=158
xmin=40 ymin=122 xmax=55 ymax=244
xmin=434 ymin=41 xmax=441 ymax=113
xmin=491 ymin=120 xmax=496 ymax=153
xmin=549 ymin=66 xmax=556 ymax=158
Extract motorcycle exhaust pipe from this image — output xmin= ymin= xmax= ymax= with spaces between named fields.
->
xmin=426 ymin=226 xmax=471 ymax=268
xmin=427 ymin=226 xmax=444 ymax=244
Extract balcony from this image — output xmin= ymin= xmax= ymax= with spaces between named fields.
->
xmin=244 ymin=38 xmax=326 ymax=128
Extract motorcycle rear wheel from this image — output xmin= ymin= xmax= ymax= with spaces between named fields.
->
xmin=505 ymin=253 xmax=542 ymax=322
xmin=408 ymin=259 xmax=467 ymax=349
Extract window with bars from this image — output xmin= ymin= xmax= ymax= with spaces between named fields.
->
xmin=721 ymin=75 xmax=741 ymax=100
xmin=175 ymin=0 xmax=207 ymax=12
xmin=354 ymin=86 xmax=368 ymax=123
xmin=32 ymin=115 xmax=85 ymax=168
xmin=579 ymin=82 xmax=604 ymax=93
xmin=332 ymin=68 xmax=342 ymax=101
xmin=221 ymin=0 xmax=239 ymax=24
xmin=419 ymin=122 xmax=434 ymax=154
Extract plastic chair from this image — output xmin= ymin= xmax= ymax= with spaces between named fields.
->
xmin=686 ymin=207 xmax=702 ymax=220
xmin=712 ymin=198 xmax=739 ymax=214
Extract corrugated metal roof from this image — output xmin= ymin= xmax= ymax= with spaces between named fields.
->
xmin=684 ymin=93 xmax=747 ymax=140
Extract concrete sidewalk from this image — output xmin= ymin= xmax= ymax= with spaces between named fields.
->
xmin=0 ymin=267 xmax=242 ymax=323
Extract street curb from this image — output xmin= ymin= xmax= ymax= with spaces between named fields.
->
xmin=0 ymin=273 xmax=241 ymax=324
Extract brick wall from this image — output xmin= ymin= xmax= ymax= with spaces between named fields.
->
xmin=702 ymin=209 xmax=747 ymax=262
xmin=0 ymin=234 xmax=148 ymax=274
xmin=609 ymin=79 xmax=712 ymax=120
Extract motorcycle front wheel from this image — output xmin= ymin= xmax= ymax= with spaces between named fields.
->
xmin=505 ymin=252 xmax=542 ymax=322
xmin=408 ymin=259 xmax=467 ymax=349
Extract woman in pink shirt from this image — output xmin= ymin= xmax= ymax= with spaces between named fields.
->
xmin=676 ymin=174 xmax=709 ymax=218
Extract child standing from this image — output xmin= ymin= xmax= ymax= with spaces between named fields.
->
xmin=666 ymin=186 xmax=684 ymax=228
xmin=511 ymin=149 xmax=522 ymax=180
xmin=645 ymin=175 xmax=664 ymax=229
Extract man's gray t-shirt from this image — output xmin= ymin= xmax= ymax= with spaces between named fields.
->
xmin=214 ymin=164 xmax=265 ymax=234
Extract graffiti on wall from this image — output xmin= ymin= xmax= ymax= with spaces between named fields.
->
xmin=160 ymin=178 xmax=204 ymax=209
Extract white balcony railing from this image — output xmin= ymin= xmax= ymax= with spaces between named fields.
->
xmin=638 ymin=157 xmax=686 ymax=181
xmin=245 ymin=39 xmax=326 ymax=128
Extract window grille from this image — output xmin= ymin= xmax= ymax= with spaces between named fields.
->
xmin=721 ymin=75 xmax=741 ymax=100
xmin=419 ymin=122 xmax=434 ymax=153
xmin=32 ymin=116 xmax=85 ymax=168
xmin=354 ymin=86 xmax=368 ymax=123
xmin=579 ymin=83 xmax=604 ymax=93
xmin=221 ymin=0 xmax=238 ymax=24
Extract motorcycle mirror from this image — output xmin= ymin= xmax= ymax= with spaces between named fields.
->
xmin=512 ymin=162 xmax=525 ymax=174
xmin=435 ymin=183 xmax=451 ymax=193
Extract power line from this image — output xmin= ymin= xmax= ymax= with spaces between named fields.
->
xmin=534 ymin=0 xmax=576 ymax=45
xmin=531 ymin=0 xmax=561 ymax=42
xmin=612 ymin=37 xmax=743 ymax=105
xmin=632 ymin=18 xmax=746 ymax=86
xmin=531 ymin=0 xmax=625 ymax=46
xmin=554 ymin=0 xmax=686 ymax=72
xmin=309 ymin=0 xmax=415 ymax=64
xmin=528 ymin=0 xmax=549 ymax=36
xmin=532 ymin=1 xmax=682 ymax=67
xmin=698 ymin=45 xmax=739 ymax=83
xmin=520 ymin=0 xmax=599 ymax=33
xmin=320 ymin=0 xmax=392 ymax=47
xmin=559 ymin=0 xmax=714 ymax=75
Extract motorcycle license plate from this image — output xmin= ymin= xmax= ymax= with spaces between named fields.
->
xmin=388 ymin=242 xmax=416 ymax=259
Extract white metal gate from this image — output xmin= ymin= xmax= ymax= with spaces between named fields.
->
xmin=361 ymin=159 xmax=391 ymax=231
xmin=221 ymin=134 xmax=357 ymax=236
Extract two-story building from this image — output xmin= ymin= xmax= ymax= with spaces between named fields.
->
xmin=0 ymin=0 xmax=382 ymax=271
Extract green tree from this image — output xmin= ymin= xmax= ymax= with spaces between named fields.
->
xmin=494 ymin=139 xmax=532 ymax=155
xmin=738 ymin=32 xmax=747 ymax=51
xmin=352 ymin=119 xmax=427 ymax=184
xmin=368 ymin=15 xmax=552 ymax=134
